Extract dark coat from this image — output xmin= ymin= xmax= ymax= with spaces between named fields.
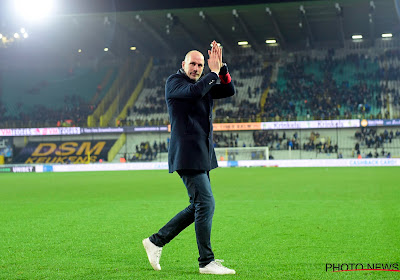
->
xmin=165 ymin=67 xmax=235 ymax=173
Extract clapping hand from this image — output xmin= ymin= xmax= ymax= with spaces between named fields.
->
xmin=207 ymin=40 xmax=222 ymax=74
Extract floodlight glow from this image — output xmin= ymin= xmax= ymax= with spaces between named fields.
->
xmin=352 ymin=35 xmax=363 ymax=40
xmin=0 ymin=34 xmax=2 ymax=39
xmin=104 ymin=47 xmax=109 ymax=52
xmin=14 ymin=0 xmax=54 ymax=22
xmin=20 ymin=28 xmax=26 ymax=34
xmin=130 ymin=46 xmax=136 ymax=50
xmin=14 ymin=33 xmax=20 ymax=39
xmin=382 ymin=33 xmax=393 ymax=38
xmin=78 ymin=49 xmax=82 ymax=53
xmin=23 ymin=33 xmax=29 ymax=38
xmin=266 ymin=39 xmax=277 ymax=44
xmin=238 ymin=41 xmax=248 ymax=46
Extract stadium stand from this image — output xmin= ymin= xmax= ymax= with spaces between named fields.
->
xmin=213 ymin=52 xmax=270 ymax=123
xmin=262 ymin=49 xmax=383 ymax=122
xmin=124 ymin=52 xmax=273 ymax=125
xmin=88 ymin=55 xmax=147 ymax=127
xmin=124 ymin=57 xmax=177 ymax=126
xmin=2 ymin=14 xmax=400 ymax=162
xmin=376 ymin=49 xmax=400 ymax=119
xmin=251 ymin=127 xmax=399 ymax=160
xmin=113 ymin=133 xmax=169 ymax=162
xmin=213 ymin=131 xmax=255 ymax=148
xmin=2 ymin=46 xmax=400 ymax=128
xmin=109 ymin=126 xmax=399 ymax=162
xmin=111 ymin=47 xmax=400 ymax=127
xmin=1 ymin=64 xmax=117 ymax=128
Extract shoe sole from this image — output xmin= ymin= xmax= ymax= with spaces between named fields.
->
xmin=199 ymin=271 xmax=236 ymax=275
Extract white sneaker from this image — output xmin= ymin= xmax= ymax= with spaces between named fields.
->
xmin=199 ymin=259 xmax=236 ymax=275
xmin=142 ymin=238 xmax=162 ymax=271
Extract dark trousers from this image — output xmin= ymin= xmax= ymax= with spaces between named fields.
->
xmin=149 ymin=170 xmax=215 ymax=267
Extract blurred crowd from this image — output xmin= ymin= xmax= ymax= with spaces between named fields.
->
xmin=214 ymin=63 xmax=272 ymax=123
xmin=129 ymin=140 xmax=168 ymax=162
xmin=2 ymin=94 xmax=95 ymax=128
xmin=121 ymin=59 xmax=174 ymax=127
xmin=1 ymin=49 xmax=400 ymax=129
xmin=353 ymin=127 xmax=399 ymax=158
xmin=262 ymin=50 xmax=387 ymax=122
xmin=228 ymin=54 xmax=263 ymax=79
xmin=0 ymin=66 xmax=98 ymax=128
xmin=252 ymin=130 xmax=338 ymax=154
xmin=213 ymin=132 xmax=241 ymax=148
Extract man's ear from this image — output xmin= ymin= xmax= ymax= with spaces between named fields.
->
xmin=181 ymin=61 xmax=185 ymax=69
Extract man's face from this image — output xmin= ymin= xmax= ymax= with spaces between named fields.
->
xmin=182 ymin=51 xmax=204 ymax=81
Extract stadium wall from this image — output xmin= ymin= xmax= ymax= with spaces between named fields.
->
xmin=2 ymin=123 xmax=399 ymax=169
xmin=1 ymin=158 xmax=399 ymax=174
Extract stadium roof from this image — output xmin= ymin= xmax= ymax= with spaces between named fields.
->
xmin=111 ymin=0 xmax=400 ymax=56
xmin=1 ymin=0 xmax=399 ymax=60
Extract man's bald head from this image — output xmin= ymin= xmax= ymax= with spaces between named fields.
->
xmin=184 ymin=50 xmax=204 ymax=63
xmin=182 ymin=50 xmax=205 ymax=81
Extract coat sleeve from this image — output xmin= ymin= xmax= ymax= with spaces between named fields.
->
xmin=209 ymin=82 xmax=235 ymax=99
xmin=209 ymin=64 xmax=235 ymax=99
xmin=166 ymin=72 xmax=219 ymax=100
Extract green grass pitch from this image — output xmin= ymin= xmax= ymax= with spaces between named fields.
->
xmin=0 ymin=167 xmax=399 ymax=279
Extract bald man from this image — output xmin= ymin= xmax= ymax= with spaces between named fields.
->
xmin=143 ymin=41 xmax=236 ymax=275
